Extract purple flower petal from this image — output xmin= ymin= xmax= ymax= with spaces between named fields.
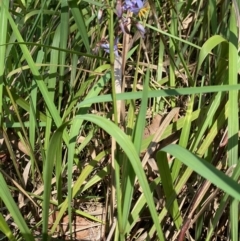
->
xmin=116 ymin=0 xmax=123 ymax=18
xmin=100 ymin=43 xmax=111 ymax=53
xmin=136 ymin=0 xmax=143 ymax=9
xmin=114 ymin=50 xmax=119 ymax=57
xmin=122 ymin=0 xmax=144 ymax=14
xmin=114 ymin=37 xmax=119 ymax=46
xmin=99 ymin=39 xmax=119 ymax=57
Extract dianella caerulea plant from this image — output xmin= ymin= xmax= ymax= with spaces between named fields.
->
xmin=96 ymin=0 xmax=147 ymax=56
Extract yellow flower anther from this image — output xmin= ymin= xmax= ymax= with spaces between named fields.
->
xmin=138 ymin=5 xmax=149 ymax=18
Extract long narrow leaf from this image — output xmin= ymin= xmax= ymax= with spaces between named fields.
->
xmin=228 ymin=4 xmax=239 ymax=240
xmin=77 ymin=84 xmax=240 ymax=107
xmin=160 ymin=144 xmax=240 ymax=200
xmin=0 ymin=173 xmax=34 ymax=241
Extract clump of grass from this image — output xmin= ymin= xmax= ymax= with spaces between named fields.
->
xmin=0 ymin=0 xmax=240 ymax=240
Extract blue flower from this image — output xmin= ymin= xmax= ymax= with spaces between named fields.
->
xmin=116 ymin=0 xmax=123 ymax=18
xmin=99 ymin=38 xmax=119 ymax=57
xmin=123 ymin=0 xmax=144 ymax=14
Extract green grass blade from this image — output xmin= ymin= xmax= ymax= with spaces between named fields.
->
xmin=77 ymin=84 xmax=240 ymax=106
xmin=5 ymin=6 xmax=67 ymax=139
xmin=44 ymin=25 xmax=60 ymax=154
xmin=73 ymin=114 xmax=165 ymax=240
xmin=228 ymin=4 xmax=239 ymax=240
xmin=156 ymin=151 xmax=182 ymax=229
xmin=122 ymin=68 xmax=150 ymax=234
xmin=0 ymin=0 xmax=9 ymax=125
xmin=68 ymin=0 xmax=90 ymax=53
xmin=42 ymin=123 xmax=68 ymax=239
xmin=197 ymin=35 xmax=227 ymax=73
xmin=171 ymin=95 xmax=194 ymax=182
xmin=0 ymin=213 xmax=16 ymax=241
xmin=206 ymin=158 xmax=240 ymax=240
xmin=0 ymin=172 xmax=34 ymax=241
xmin=160 ymin=144 xmax=240 ymax=200
xmin=58 ymin=0 xmax=69 ymax=111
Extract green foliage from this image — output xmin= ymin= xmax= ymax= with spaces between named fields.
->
xmin=0 ymin=0 xmax=239 ymax=240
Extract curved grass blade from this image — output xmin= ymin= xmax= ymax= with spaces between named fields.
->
xmin=0 ymin=213 xmax=16 ymax=241
xmin=74 ymin=114 xmax=165 ymax=240
xmin=159 ymin=144 xmax=240 ymax=201
xmin=0 ymin=172 xmax=34 ymax=241
xmin=68 ymin=0 xmax=90 ymax=53
xmin=197 ymin=35 xmax=227 ymax=73
xmin=49 ymin=114 xmax=165 ymax=240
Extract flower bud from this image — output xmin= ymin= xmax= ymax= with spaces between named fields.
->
xmin=135 ymin=22 xmax=145 ymax=37
xmin=116 ymin=0 xmax=123 ymax=18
